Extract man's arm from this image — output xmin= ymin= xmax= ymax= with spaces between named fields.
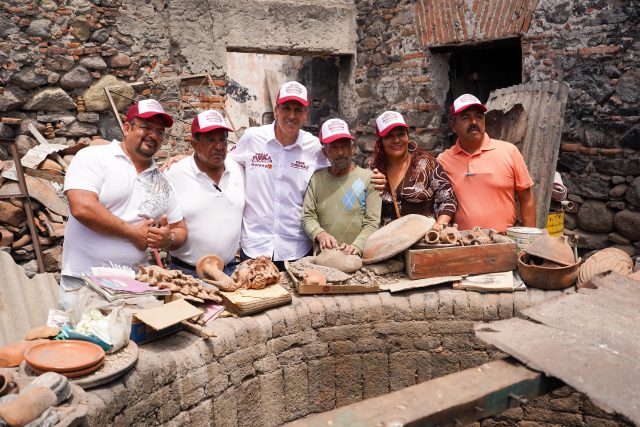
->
xmin=66 ymin=189 xmax=150 ymax=250
xmin=517 ymin=187 xmax=536 ymax=227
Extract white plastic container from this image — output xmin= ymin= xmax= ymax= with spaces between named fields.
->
xmin=506 ymin=226 xmax=543 ymax=253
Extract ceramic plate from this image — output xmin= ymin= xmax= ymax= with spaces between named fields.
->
xmin=24 ymin=340 xmax=105 ymax=373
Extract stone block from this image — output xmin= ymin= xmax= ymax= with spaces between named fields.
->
xmin=253 ymin=354 xmax=280 ymax=374
xmin=267 ymin=331 xmax=314 ymax=355
xmin=442 ymin=334 xmax=474 ymax=351
xmin=213 ymin=387 xmax=238 ymax=427
xmin=60 ymin=66 xmax=93 ymax=89
xmin=42 ymin=246 xmax=62 ymax=272
xmin=350 ymin=294 xmax=371 ymax=323
xmin=329 ymin=340 xmax=358 ymax=355
xmin=577 ymin=199 xmax=615 ymax=232
xmin=320 ymin=296 xmax=340 ymax=326
xmin=0 ymin=201 xmax=25 ymax=227
xmin=292 ymin=299 xmax=311 ymax=329
xmin=304 ymin=296 xmax=327 ymax=329
xmin=265 ymin=308 xmax=286 ymax=338
xmin=437 ymin=289 xmax=454 ymax=319
xmin=550 ymin=394 xmax=581 ymax=412
xmin=205 ymin=362 xmax=229 ymax=396
xmin=302 ymin=342 xmax=329 ymax=360
xmin=307 ymin=358 xmax=336 ymax=413
xmin=83 ymin=75 xmax=133 ymax=112
xmin=361 ymin=352 xmax=389 ymax=398
xmin=391 ymin=292 xmax=415 ymax=321
xmin=354 ymin=336 xmax=386 ymax=352
xmin=258 ymin=370 xmax=286 ymax=426
xmin=334 ymin=294 xmax=355 ymax=325
xmin=363 ymin=293 xmax=384 ymax=322
xmin=498 ymin=293 xmax=514 ymax=319
xmin=378 ymin=291 xmax=397 ymax=320
xmin=334 ymin=354 xmax=362 ymax=406
xmin=407 ymin=291 xmax=426 ymax=320
xmin=277 ymin=347 xmax=305 ymax=365
xmin=576 ymin=231 xmax=610 ymax=250
xmin=389 ymin=351 xmax=417 ymax=391
xmin=483 ymin=293 xmax=500 ymax=321
xmin=281 ymin=306 xmax=301 ymax=335
xmin=614 ymin=209 xmax=640 ymax=241
xmin=236 ymin=378 xmax=261 ymax=427
xmin=523 ymin=406 xmax=583 ymax=426
xmin=430 ymin=320 xmax=473 ymax=334
xmin=23 ymin=88 xmax=76 ymax=111
xmin=283 ymin=364 xmax=309 ymax=419
xmin=452 ymin=290 xmax=471 ymax=319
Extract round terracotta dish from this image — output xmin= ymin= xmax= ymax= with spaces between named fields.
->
xmin=24 ymin=340 xmax=105 ymax=373
xmin=29 ymin=358 xmax=104 ymax=378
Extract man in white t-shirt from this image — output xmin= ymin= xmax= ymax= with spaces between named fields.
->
xmin=228 ymin=81 xmax=330 ymax=270
xmin=60 ymin=99 xmax=188 ymax=308
xmin=165 ymin=110 xmax=245 ymax=276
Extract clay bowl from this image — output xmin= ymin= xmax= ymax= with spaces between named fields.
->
xmin=524 ymin=234 xmax=575 ymax=266
xmin=196 ymin=254 xmax=225 ymax=279
xmin=518 ymin=252 xmax=581 ymax=290
xmin=24 ymin=340 xmax=105 ymax=373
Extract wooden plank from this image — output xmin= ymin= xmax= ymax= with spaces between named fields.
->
xmin=405 ymin=243 xmax=517 ymax=279
xmin=284 ymin=358 xmax=559 ymax=427
xmin=380 ymin=276 xmax=462 ymax=292
xmin=476 ymin=274 xmax=640 ymax=424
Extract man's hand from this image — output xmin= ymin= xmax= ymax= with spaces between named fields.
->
xmin=147 ymin=214 xmax=172 ymax=249
xmin=371 ymin=168 xmax=387 ymax=194
xmin=339 ymin=243 xmax=360 ymax=256
xmin=160 ymin=154 xmax=188 ymax=172
xmin=431 ymin=223 xmax=444 ymax=232
xmin=316 ymin=231 xmax=338 ymax=251
xmin=130 ymin=218 xmax=153 ymax=251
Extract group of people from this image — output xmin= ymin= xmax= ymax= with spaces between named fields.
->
xmin=59 ymin=81 xmax=536 ymax=308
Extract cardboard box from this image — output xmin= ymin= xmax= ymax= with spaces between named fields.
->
xmin=404 ymin=242 xmax=517 ymax=279
xmin=130 ymin=299 xmax=202 ymax=344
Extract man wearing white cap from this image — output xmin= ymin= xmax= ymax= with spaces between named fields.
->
xmin=302 ymin=119 xmax=381 ymax=255
xmin=61 ymin=99 xmax=187 ymax=308
xmin=165 ymin=110 xmax=244 ymax=276
xmin=227 ymin=81 xmax=329 ymax=269
xmin=438 ymin=93 xmax=536 ymax=232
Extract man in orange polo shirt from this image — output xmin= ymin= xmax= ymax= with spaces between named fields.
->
xmin=438 ymin=94 xmax=536 ymax=232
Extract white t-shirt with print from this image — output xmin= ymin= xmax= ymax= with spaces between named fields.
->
xmin=61 ymin=141 xmax=182 ymax=277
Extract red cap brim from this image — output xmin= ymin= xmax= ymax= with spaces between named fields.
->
xmin=137 ymin=111 xmax=174 ymax=127
xmin=376 ymin=122 xmax=408 ymax=137
xmin=276 ymin=96 xmax=309 ymax=107
xmin=321 ymin=133 xmax=355 ymax=144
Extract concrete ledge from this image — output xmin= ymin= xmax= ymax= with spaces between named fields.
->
xmin=86 ymin=287 xmax=628 ymax=426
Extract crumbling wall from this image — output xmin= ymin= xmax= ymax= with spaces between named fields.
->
xmin=352 ymin=0 xmax=640 ymax=256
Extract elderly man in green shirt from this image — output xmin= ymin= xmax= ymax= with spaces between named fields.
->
xmin=302 ymin=119 xmax=382 ymax=256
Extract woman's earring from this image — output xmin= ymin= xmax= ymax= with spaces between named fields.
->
xmin=408 ymin=140 xmax=418 ymax=152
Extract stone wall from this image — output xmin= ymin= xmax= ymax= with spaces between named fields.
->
xmin=86 ymin=288 xmax=632 ymax=426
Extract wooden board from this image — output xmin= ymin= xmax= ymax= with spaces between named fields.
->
xmin=380 ymin=276 xmax=462 ymax=293
xmin=404 ymin=242 xmax=517 ymax=279
xmin=219 ymin=284 xmax=292 ymax=316
xmin=285 ymin=261 xmax=379 ymax=295
xmin=476 ymin=273 xmax=640 ymax=424
xmin=285 ymin=358 xmax=558 ymax=427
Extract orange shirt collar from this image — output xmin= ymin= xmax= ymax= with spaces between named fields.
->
xmin=451 ymin=133 xmax=495 ymax=156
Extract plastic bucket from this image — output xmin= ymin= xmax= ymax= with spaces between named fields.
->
xmin=506 ymin=226 xmax=543 ymax=253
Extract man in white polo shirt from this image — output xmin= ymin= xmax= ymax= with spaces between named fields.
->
xmin=165 ymin=110 xmax=244 ymax=276
xmin=60 ymin=99 xmax=188 ymax=308
xmin=228 ymin=81 xmax=330 ymax=270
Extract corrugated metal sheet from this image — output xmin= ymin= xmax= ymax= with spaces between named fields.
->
xmin=415 ymin=0 xmax=539 ymax=47
xmin=485 ymin=81 xmax=570 ymax=229
xmin=0 ymin=251 xmax=59 ymax=346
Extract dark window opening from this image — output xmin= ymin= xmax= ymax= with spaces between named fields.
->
xmin=435 ymin=38 xmax=522 ymax=105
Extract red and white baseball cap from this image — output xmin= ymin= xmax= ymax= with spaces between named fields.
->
xmin=191 ymin=109 xmax=233 ymax=136
xmin=375 ymin=111 xmax=409 ymax=137
xmin=126 ymin=99 xmax=174 ymax=127
xmin=319 ymin=118 xmax=355 ymax=144
xmin=450 ymin=94 xmax=487 ymax=115
xmin=276 ymin=81 xmax=309 ymax=107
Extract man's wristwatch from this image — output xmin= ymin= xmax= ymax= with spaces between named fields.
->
xmin=167 ymin=232 xmax=175 ymax=250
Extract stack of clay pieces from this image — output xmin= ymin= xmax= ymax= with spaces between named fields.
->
xmin=136 ymin=265 xmax=222 ymax=302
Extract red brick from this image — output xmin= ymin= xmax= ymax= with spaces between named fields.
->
xmin=599 ymin=148 xmax=623 ymax=157
xmin=66 ymin=42 xmax=81 ymax=48
xmin=403 ymin=52 xmax=426 ymax=60
xmin=578 ymin=147 xmax=600 ymax=156
xmin=48 ymin=46 xmax=67 ymax=54
xmin=561 ymin=143 xmax=581 ymax=153
xmin=579 ymin=45 xmax=620 ymax=56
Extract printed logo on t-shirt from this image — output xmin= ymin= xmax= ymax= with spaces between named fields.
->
xmin=290 ymin=160 xmax=309 ymax=170
xmin=251 ymin=152 xmax=273 ymax=169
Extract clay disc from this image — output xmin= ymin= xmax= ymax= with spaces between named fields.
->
xmin=24 ymin=340 xmax=105 ymax=373
xmin=196 ymin=254 xmax=224 ymax=279
xmin=28 ymin=358 xmax=104 ymax=378
xmin=363 ymin=214 xmax=436 ymax=264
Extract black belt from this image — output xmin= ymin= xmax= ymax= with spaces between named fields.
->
xmin=171 ymin=257 xmax=195 ymax=270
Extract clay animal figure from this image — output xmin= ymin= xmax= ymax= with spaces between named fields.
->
xmin=313 ymin=248 xmax=362 ymax=273
xmin=303 ymin=269 xmax=327 ymax=287
xmin=136 ymin=265 xmax=221 ymax=302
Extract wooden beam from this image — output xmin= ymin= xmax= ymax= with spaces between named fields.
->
xmin=285 ymin=358 xmax=560 ymax=427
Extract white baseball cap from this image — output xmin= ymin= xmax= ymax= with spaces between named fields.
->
xmin=375 ymin=111 xmax=408 ymax=137
xmin=319 ymin=118 xmax=355 ymax=144
xmin=191 ymin=109 xmax=233 ymax=136
xmin=276 ymin=81 xmax=309 ymax=107
xmin=450 ymin=94 xmax=487 ymax=115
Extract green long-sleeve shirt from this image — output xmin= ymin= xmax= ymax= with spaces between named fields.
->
xmin=302 ymin=166 xmax=381 ymax=254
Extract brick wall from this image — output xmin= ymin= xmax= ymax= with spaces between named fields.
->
xmin=86 ymin=288 xmax=631 ymax=426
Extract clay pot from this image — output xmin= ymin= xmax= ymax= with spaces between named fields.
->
xmin=314 ymin=249 xmax=362 ymax=273
xmin=303 ymin=269 xmax=326 ymax=287
xmin=525 ymin=233 xmax=575 ymax=266
xmin=577 ymin=248 xmax=633 ymax=288
xmin=0 ymin=340 xmax=43 ymax=368
xmin=518 ymin=252 xmax=581 ymax=290
xmin=424 ymin=229 xmax=440 ymax=244
xmin=363 ymin=214 xmax=436 ymax=264
xmin=0 ymin=370 xmax=17 ymax=397
xmin=439 ymin=224 xmax=461 ymax=245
